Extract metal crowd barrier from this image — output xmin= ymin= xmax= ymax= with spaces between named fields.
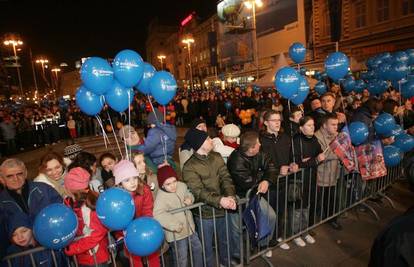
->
xmin=1 ymin=162 xmax=404 ymax=267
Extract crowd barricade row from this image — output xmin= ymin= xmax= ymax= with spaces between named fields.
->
xmin=2 ymin=163 xmax=403 ymax=267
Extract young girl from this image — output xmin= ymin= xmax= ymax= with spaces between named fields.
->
xmin=63 ymin=167 xmax=110 ymax=267
xmin=153 ymin=165 xmax=202 ymax=267
xmin=67 ymin=115 xmax=77 ymax=139
xmin=132 ymin=151 xmax=159 ymax=199
xmin=99 ymin=153 xmax=118 ymax=188
xmin=113 ymin=160 xmax=160 ymax=267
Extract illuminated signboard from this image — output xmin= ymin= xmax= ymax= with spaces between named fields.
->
xmin=181 ymin=12 xmax=196 ymax=26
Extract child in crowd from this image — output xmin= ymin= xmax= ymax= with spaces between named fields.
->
xmin=6 ymin=213 xmax=67 ymax=267
xmin=67 ymin=115 xmax=77 ymax=140
xmin=63 ymin=167 xmax=110 ymax=267
xmin=153 ymin=165 xmax=203 ymax=267
xmin=99 ymin=153 xmax=118 ymax=189
xmin=132 ymin=151 xmax=159 ymax=198
xmin=113 ymin=160 xmax=160 ymax=267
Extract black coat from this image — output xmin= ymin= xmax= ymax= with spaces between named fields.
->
xmin=259 ymin=131 xmax=292 ymax=170
xmin=227 ymin=149 xmax=278 ymax=197
xmin=292 ymin=133 xmax=322 ymax=169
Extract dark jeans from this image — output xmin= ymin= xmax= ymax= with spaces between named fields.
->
xmin=194 ymin=216 xmax=230 ymax=267
xmin=170 ymin=233 xmax=203 ymax=267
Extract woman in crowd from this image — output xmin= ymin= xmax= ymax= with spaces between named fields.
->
xmin=34 ymin=151 xmax=67 ymax=197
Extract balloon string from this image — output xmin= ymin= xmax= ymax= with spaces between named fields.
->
xmin=95 ymin=115 xmax=109 ymax=149
xmin=163 ymin=105 xmax=166 ymax=124
xmin=287 ymin=100 xmax=296 ymax=164
xmin=128 ymin=90 xmax=132 ymax=161
xmin=147 ymin=95 xmax=159 ymax=123
xmin=338 ymin=78 xmax=349 ymax=127
xmin=106 ymin=110 xmax=124 ymax=160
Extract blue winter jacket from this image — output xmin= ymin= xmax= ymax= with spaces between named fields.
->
xmin=5 ymin=245 xmax=68 ymax=267
xmin=132 ymin=123 xmax=177 ymax=166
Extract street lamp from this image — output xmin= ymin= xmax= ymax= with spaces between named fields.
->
xmin=244 ymin=0 xmax=263 ymax=80
xmin=51 ymin=68 xmax=61 ymax=99
xmin=35 ymin=58 xmax=48 ymax=77
xmin=182 ymin=37 xmax=195 ymax=89
xmin=3 ymin=39 xmax=24 ymax=96
xmin=157 ymin=55 xmax=166 ymax=70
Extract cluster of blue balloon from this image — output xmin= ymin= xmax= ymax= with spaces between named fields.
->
xmin=353 ymin=49 xmax=414 ymax=97
xmin=275 ymin=42 xmax=351 ymax=104
xmin=76 ymin=49 xmax=177 ymax=116
xmin=96 ymin=188 xmax=164 ymax=256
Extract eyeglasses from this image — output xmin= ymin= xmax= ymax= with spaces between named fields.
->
xmin=4 ymin=172 xmax=25 ymax=180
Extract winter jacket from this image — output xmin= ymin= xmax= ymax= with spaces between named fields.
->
xmin=292 ymin=133 xmax=323 ymax=169
xmin=315 ymin=128 xmax=341 ymax=187
xmin=212 ymin=137 xmax=236 ymax=163
xmin=6 ymin=245 xmax=67 ymax=267
xmin=0 ymin=181 xmax=62 ymax=223
xmin=132 ymin=123 xmax=177 ymax=166
xmin=182 ymin=151 xmax=236 ymax=218
xmin=153 ymin=182 xmax=196 ymax=242
xmin=65 ymin=204 xmax=109 ymax=265
xmin=259 ymin=131 xmax=291 ymax=171
xmin=351 ymin=106 xmax=376 ymax=143
xmin=227 ymin=149 xmax=278 ymax=197
xmin=34 ymin=171 xmax=67 ymax=197
xmin=179 ymin=147 xmax=194 ymax=171
xmin=132 ymin=185 xmax=154 ymax=218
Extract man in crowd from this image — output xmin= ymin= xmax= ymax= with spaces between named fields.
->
xmin=313 ymin=92 xmax=346 ymax=129
xmin=227 ymin=131 xmax=278 ymax=258
xmin=315 ymin=113 xmax=342 ymax=230
xmin=182 ymin=128 xmax=237 ymax=267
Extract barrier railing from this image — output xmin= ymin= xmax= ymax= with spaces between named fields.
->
xmin=2 ymin=162 xmax=403 ymax=267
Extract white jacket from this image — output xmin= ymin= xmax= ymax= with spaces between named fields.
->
xmin=212 ymin=137 xmax=235 ymax=163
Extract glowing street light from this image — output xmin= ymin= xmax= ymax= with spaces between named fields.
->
xmin=157 ymin=55 xmax=166 ymax=70
xmin=35 ymin=58 xmax=49 ymax=76
xmin=182 ymin=37 xmax=195 ymax=89
xmin=3 ymin=38 xmax=24 ymax=95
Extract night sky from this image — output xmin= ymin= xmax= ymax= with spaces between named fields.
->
xmin=0 ymin=1 xmax=216 ymax=73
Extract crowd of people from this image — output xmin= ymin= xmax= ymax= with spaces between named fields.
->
xmin=0 ymin=81 xmax=414 ymax=267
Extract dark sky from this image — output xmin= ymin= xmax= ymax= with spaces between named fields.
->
xmin=0 ymin=0 xmax=217 ymax=71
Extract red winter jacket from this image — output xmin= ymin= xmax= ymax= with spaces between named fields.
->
xmin=133 ymin=185 xmax=154 ymax=217
xmin=65 ymin=204 xmax=110 ymax=265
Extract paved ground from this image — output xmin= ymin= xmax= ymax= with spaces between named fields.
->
xmin=4 ymin=128 xmax=414 ymax=267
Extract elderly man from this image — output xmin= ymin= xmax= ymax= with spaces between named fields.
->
xmin=182 ymin=128 xmax=237 ymax=267
xmin=0 ymin=158 xmax=62 ymax=256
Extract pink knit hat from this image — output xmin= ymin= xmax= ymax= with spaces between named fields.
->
xmin=113 ymin=160 xmax=139 ymax=185
xmin=64 ymin=167 xmax=91 ymax=191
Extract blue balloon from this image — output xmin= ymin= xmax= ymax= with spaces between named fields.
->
xmin=125 ymin=217 xmax=164 ymax=256
xmin=379 ymin=52 xmax=393 ymax=63
xmin=342 ymin=76 xmax=356 ymax=93
xmin=402 ymin=80 xmax=414 ymax=98
xmin=366 ymin=56 xmax=382 ymax=70
xmin=149 ymin=71 xmax=177 ymax=105
xmin=274 ymin=67 xmax=300 ymax=99
xmin=354 ymin=79 xmax=366 ymax=93
xmin=104 ymin=80 xmax=135 ymax=112
xmin=320 ymin=71 xmax=328 ymax=80
xmin=113 ymin=49 xmax=144 ymax=87
xmin=382 ymin=124 xmax=404 ymax=138
xmin=75 ymin=86 xmax=104 ymax=116
xmin=136 ymin=63 xmax=156 ymax=95
xmin=349 ymin=121 xmax=369 ymax=146
xmin=390 ymin=62 xmax=409 ymax=81
xmin=393 ymin=134 xmax=414 ymax=152
xmin=253 ymin=85 xmax=261 ymax=92
xmin=393 ymin=51 xmax=409 ymax=64
xmin=377 ymin=63 xmax=393 ymax=80
xmin=374 ymin=113 xmax=396 ymax=135
xmin=33 ymin=203 xmax=78 ymax=249
xmin=325 ymin=52 xmax=350 ymax=81
xmin=289 ymin=42 xmax=306 ymax=64
xmin=314 ymin=81 xmax=327 ymax=95
xmin=383 ymin=145 xmax=403 ymax=167
xmin=224 ymin=101 xmax=232 ymax=110
xmin=96 ymin=188 xmax=135 ymax=230
xmin=80 ymin=57 xmax=114 ymax=95
xmin=291 ymin=75 xmax=309 ymax=105
xmin=406 ymin=49 xmax=414 ymax=65
xmin=391 ymin=78 xmax=407 ymax=90
xmin=360 ymin=70 xmax=376 ymax=81
xmin=313 ymin=70 xmax=322 ymax=80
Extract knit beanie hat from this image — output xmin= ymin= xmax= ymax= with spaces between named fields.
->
xmin=64 ymin=167 xmax=90 ymax=191
xmin=191 ymin=118 xmax=206 ymax=129
xmin=113 ymin=160 xmax=139 ymax=185
xmin=222 ymin=124 xmax=241 ymax=138
xmin=184 ymin=128 xmax=208 ymax=152
xmin=147 ymin=109 xmax=164 ymax=125
xmin=8 ymin=212 xmax=32 ymax=240
xmin=64 ymin=144 xmax=83 ymax=160
xmin=157 ymin=165 xmax=178 ymax=186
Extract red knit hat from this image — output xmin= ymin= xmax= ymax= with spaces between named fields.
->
xmin=64 ymin=167 xmax=90 ymax=191
xmin=157 ymin=165 xmax=177 ymax=186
